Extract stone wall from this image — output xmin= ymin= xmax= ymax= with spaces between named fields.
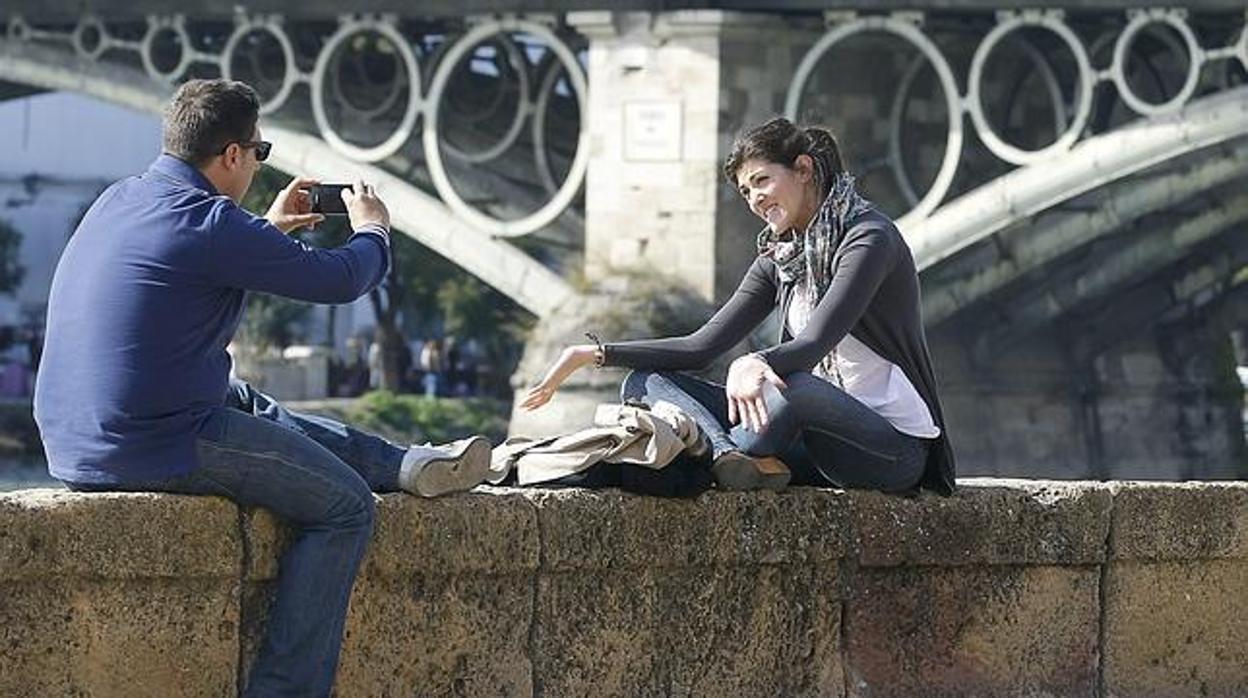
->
xmin=933 ymin=313 xmax=1248 ymax=481
xmin=3 ymin=480 xmax=1248 ymax=696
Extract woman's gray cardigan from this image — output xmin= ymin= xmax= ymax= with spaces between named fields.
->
xmin=602 ymin=208 xmax=956 ymax=495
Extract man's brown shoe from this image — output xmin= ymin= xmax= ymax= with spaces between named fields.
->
xmin=711 ymin=451 xmax=791 ymax=491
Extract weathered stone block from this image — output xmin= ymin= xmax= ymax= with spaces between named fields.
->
xmin=851 ymin=479 xmax=1111 ymax=567
xmin=533 ymin=565 xmax=842 ymax=697
xmin=1110 ymin=482 xmax=1248 ymax=561
xmin=534 ymin=488 xmax=851 ymax=570
xmin=244 ymin=491 xmax=539 ymax=581
xmin=240 ymin=492 xmax=539 ymax=696
xmin=1103 ymin=560 xmax=1248 ymax=697
xmin=0 ymin=578 xmax=239 ymax=697
xmin=333 ymin=574 xmax=534 ymax=697
xmin=0 ymin=489 xmax=240 ymax=580
xmin=844 ymin=566 xmax=1100 ymax=697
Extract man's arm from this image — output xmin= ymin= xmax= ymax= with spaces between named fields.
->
xmin=204 ymin=192 xmax=391 ymax=304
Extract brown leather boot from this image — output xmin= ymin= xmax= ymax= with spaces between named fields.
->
xmin=711 ymin=451 xmax=791 ymax=491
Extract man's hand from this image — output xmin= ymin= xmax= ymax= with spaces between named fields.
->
xmin=725 ymin=354 xmax=787 ymax=433
xmin=342 ymin=180 xmax=390 ymax=231
xmin=264 ymin=176 xmax=325 ymax=234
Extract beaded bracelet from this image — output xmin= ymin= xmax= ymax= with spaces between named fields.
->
xmin=585 ymin=332 xmax=606 ymax=369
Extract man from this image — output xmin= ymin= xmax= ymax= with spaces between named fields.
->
xmin=33 ymin=79 xmax=491 ymax=696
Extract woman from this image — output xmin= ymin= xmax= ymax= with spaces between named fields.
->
xmin=521 ymin=117 xmax=954 ymax=495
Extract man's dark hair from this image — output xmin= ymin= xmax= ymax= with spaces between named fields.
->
xmin=162 ymin=79 xmax=260 ymax=167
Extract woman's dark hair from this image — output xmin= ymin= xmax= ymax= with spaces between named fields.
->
xmin=162 ymin=79 xmax=260 ymax=167
xmin=723 ymin=117 xmax=844 ymax=198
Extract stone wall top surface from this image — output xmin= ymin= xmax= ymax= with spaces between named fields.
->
xmin=1109 ymin=481 xmax=1248 ymax=561
xmin=0 ymin=490 xmax=240 ymax=581
xmin=5 ymin=478 xmax=1247 ymax=579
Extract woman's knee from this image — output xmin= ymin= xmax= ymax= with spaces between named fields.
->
xmin=775 ymin=371 xmax=821 ymax=397
xmin=619 ymin=369 xmax=666 ymax=403
xmin=761 ymin=380 xmax=801 ymax=426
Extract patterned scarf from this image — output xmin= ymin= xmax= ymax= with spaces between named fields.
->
xmin=755 ymin=172 xmax=873 ymax=381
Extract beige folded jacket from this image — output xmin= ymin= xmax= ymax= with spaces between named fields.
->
xmin=488 ymin=401 xmax=701 ymax=486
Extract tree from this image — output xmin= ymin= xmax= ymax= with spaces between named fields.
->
xmin=368 ymin=257 xmax=407 ymax=392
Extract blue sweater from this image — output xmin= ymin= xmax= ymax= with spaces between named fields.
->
xmin=34 ymin=155 xmax=390 ymax=485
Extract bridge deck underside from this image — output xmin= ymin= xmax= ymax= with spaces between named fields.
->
xmin=8 ymin=0 xmax=1248 ymax=21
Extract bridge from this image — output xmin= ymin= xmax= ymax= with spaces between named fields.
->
xmin=2 ymin=3 xmax=1246 ymax=479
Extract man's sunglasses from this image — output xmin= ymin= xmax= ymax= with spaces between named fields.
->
xmin=221 ymin=140 xmax=272 ymax=162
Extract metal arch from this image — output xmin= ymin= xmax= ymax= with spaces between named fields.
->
xmin=7 ymin=17 xmax=31 ymax=42
xmin=1088 ymin=30 xmax=1119 ymax=71
xmin=886 ymin=33 xmax=1067 ymax=207
xmin=441 ymin=38 xmax=515 ymax=127
xmin=310 ymin=16 xmax=423 ymax=163
xmin=787 ymin=14 xmax=963 ymax=223
xmin=967 ymin=11 xmax=1095 ymax=166
xmin=140 ymin=15 xmax=194 ymax=84
xmin=887 ymin=53 xmax=929 ymax=208
xmin=264 ymin=125 xmax=575 ymax=317
xmin=1239 ymin=23 xmax=1248 ymax=73
xmin=72 ymin=16 xmax=110 ymax=61
xmin=922 ymin=139 xmax=1248 ymax=326
xmin=907 ymin=86 xmax=1248 ymax=271
xmin=221 ymin=16 xmax=298 ymax=116
xmin=1008 ymin=36 xmax=1069 ymax=135
xmin=440 ymin=33 xmax=534 ymax=166
xmin=328 ymin=38 xmax=406 ymax=122
xmin=422 ymin=17 xmax=589 ymax=238
xmin=532 ymin=56 xmax=570 ymax=195
xmin=0 ymin=37 xmax=574 ymax=318
xmin=1111 ymin=9 xmax=1206 ymax=116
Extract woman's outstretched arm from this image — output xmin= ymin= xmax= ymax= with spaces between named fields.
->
xmin=602 ymin=257 xmax=777 ymax=370
xmin=519 ymin=257 xmax=776 ymax=410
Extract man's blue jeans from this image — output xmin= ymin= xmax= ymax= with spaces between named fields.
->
xmin=621 ymin=370 xmax=929 ymax=492
xmin=67 ymin=378 xmax=408 ymax=697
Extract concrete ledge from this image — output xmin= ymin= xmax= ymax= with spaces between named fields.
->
xmin=2 ymin=479 xmax=1247 ymax=696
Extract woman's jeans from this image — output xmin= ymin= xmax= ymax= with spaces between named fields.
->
xmin=621 ymin=370 xmax=930 ymax=492
xmin=67 ymin=377 xmax=409 ymax=698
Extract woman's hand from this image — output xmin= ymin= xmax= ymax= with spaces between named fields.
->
xmin=520 ymin=344 xmax=598 ymax=411
xmin=725 ymin=354 xmax=787 ymax=432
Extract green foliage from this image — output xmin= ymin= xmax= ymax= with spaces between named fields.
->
xmin=0 ymin=218 xmax=26 ymax=297
xmin=393 ymin=233 xmax=534 ymax=374
xmin=342 ymin=391 xmax=510 ymax=445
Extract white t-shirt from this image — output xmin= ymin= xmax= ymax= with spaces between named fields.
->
xmin=788 ymin=284 xmax=941 ymax=439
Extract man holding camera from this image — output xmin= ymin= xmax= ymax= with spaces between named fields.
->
xmin=33 ymin=79 xmax=491 ymax=696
